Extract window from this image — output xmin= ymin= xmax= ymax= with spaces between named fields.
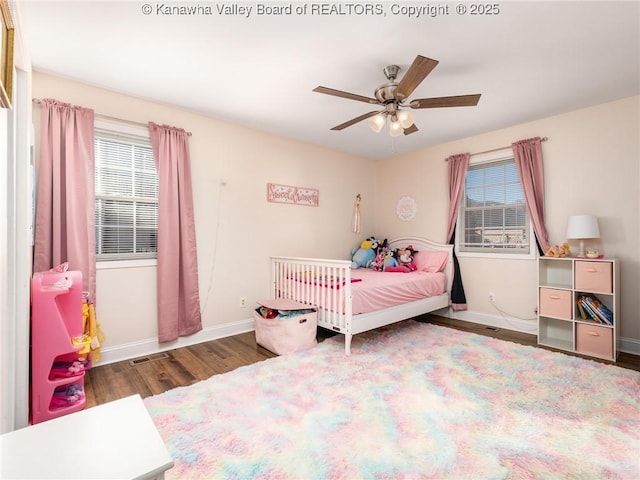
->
xmin=94 ymin=127 xmax=158 ymax=261
xmin=457 ymin=153 xmax=532 ymax=256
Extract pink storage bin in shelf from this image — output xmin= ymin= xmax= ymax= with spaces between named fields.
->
xmin=576 ymin=323 xmax=613 ymax=359
xmin=539 ymin=287 xmax=572 ymax=320
xmin=575 ymin=261 xmax=613 ymax=294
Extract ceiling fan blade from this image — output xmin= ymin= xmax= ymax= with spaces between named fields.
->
xmin=330 ymin=111 xmax=381 ymax=131
xmin=313 ymin=86 xmax=379 ymax=104
xmin=403 ymin=124 xmax=419 ymax=135
xmin=409 ymin=94 xmax=481 ymax=109
xmin=396 ymin=56 xmax=439 ymax=100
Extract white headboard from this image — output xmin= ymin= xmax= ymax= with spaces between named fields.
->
xmin=386 ymin=237 xmax=455 ymax=295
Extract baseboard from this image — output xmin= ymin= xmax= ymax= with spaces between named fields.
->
xmin=97 ymin=318 xmax=255 ymax=366
xmin=438 ymin=308 xmax=640 ymax=356
xmin=619 ymin=336 xmax=640 ymax=356
xmin=439 ymin=308 xmax=539 ymax=335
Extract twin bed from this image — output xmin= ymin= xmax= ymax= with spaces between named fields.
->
xmin=271 ymin=237 xmax=454 ymax=354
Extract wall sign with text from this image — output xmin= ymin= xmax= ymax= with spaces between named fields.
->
xmin=267 ymin=183 xmax=319 ymax=207
xmin=396 ymin=195 xmax=417 ymax=221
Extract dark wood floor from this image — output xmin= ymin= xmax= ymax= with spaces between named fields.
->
xmin=84 ymin=314 xmax=640 ymax=408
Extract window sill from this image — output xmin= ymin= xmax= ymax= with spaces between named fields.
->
xmin=456 ymin=251 xmax=537 ymax=261
xmin=96 ymin=258 xmax=157 ymax=270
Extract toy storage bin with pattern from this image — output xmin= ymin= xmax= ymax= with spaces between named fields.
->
xmin=254 ymin=299 xmax=318 ymax=355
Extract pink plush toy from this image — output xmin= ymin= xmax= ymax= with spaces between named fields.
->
xmin=370 ymin=246 xmax=388 ymax=271
xmin=384 ymin=245 xmax=418 ymax=273
xmin=369 ymin=239 xmax=389 ymax=271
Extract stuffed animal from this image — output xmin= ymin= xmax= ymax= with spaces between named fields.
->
xmin=370 ymin=246 xmax=386 ymax=271
xmin=385 ymin=245 xmax=418 ymax=272
xmin=545 ymin=243 xmax=570 ymax=258
xmin=370 ymin=239 xmax=389 ymax=271
xmin=351 ymin=236 xmax=379 ymax=269
xmin=382 ymin=249 xmax=399 ymax=270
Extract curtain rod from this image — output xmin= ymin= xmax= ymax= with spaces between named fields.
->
xmin=32 ymin=98 xmax=192 ymax=136
xmin=445 ymin=136 xmax=548 ymax=160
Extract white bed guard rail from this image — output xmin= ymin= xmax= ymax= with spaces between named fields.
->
xmin=271 ymin=256 xmax=353 ymax=335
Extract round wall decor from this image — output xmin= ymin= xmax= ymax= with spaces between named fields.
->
xmin=396 ymin=195 xmax=417 ymax=221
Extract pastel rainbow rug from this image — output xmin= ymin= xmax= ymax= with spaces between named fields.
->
xmin=144 ymin=321 xmax=640 ymax=479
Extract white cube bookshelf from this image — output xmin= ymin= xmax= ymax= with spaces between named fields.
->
xmin=537 ymin=257 xmax=618 ymax=361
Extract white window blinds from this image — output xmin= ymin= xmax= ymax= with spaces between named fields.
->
xmin=94 ymin=129 xmax=158 ymax=260
xmin=459 ymin=157 xmax=530 ymax=254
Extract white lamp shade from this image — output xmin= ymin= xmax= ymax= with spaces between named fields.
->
xmin=389 ymin=117 xmax=403 ymax=137
xmin=396 ymin=110 xmax=415 ymax=129
xmin=368 ymin=113 xmax=386 ymax=133
xmin=566 ymin=215 xmax=600 ymax=239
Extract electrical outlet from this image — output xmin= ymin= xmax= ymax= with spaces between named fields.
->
xmin=240 ymin=297 xmax=247 ymax=308
xmin=488 ymin=292 xmax=495 ymax=302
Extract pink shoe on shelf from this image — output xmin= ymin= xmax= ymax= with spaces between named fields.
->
xmin=50 ymin=384 xmax=85 ymax=408
xmin=49 ymin=358 xmax=88 ymax=379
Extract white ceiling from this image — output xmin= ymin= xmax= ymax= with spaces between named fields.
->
xmin=17 ymin=1 xmax=640 ymax=160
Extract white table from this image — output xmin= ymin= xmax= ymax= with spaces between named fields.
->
xmin=1 ymin=394 xmax=173 ymax=479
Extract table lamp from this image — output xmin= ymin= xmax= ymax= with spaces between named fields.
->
xmin=566 ymin=214 xmax=600 ymax=258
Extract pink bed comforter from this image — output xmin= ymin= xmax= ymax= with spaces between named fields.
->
xmin=350 ymin=269 xmax=446 ymax=315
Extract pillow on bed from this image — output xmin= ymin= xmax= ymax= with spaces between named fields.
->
xmin=414 ymin=250 xmax=449 ymax=273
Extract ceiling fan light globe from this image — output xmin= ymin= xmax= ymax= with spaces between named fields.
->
xmin=397 ymin=110 xmax=415 ymax=129
xmin=389 ymin=119 xmax=403 ymax=137
xmin=368 ymin=113 xmax=386 ymax=133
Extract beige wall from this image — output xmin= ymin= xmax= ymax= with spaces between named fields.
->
xmin=376 ymin=96 xmax=640 ymax=341
xmin=32 ymin=72 xmax=377 ymax=349
xmin=32 ymin=72 xmax=640 ymax=355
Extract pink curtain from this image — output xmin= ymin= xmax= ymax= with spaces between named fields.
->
xmin=446 ymin=153 xmax=470 ymax=311
xmin=512 ymin=137 xmax=550 ymax=255
xmin=33 ymin=99 xmax=96 ymax=301
xmin=149 ymin=122 xmax=202 ymax=342
xmin=447 ymin=153 xmax=470 ymax=242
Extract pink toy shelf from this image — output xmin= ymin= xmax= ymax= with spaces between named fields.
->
xmin=30 ymin=269 xmax=90 ymax=424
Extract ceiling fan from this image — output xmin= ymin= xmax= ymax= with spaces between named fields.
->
xmin=313 ymin=55 xmax=481 ymax=136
